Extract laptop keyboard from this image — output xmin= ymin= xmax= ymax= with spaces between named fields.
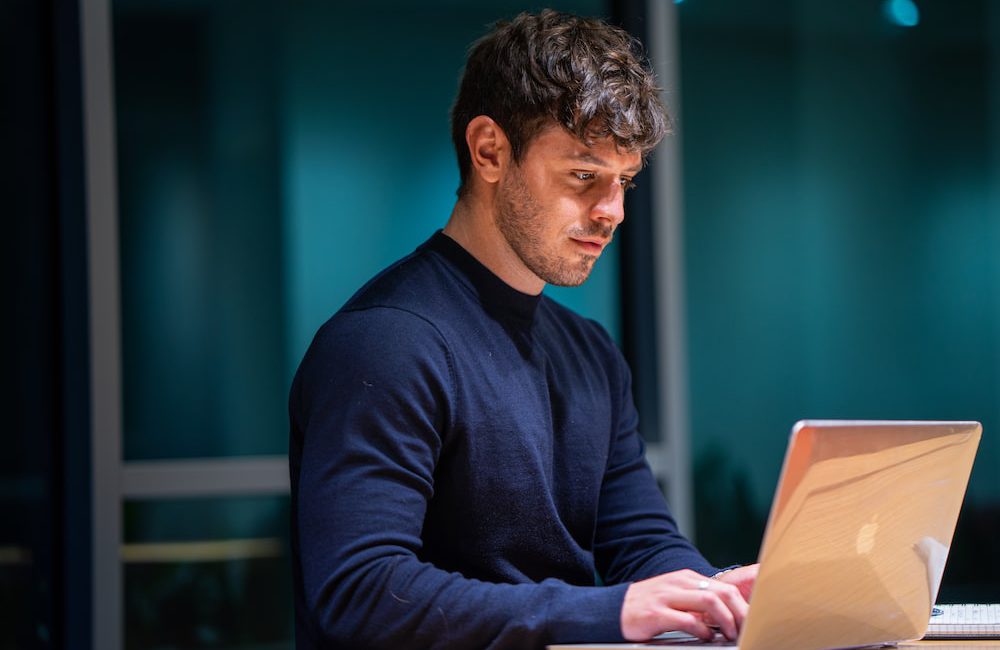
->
xmin=925 ymin=603 xmax=1000 ymax=639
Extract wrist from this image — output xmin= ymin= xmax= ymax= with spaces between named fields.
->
xmin=712 ymin=565 xmax=741 ymax=579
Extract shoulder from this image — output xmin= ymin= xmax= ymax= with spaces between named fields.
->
xmin=340 ymin=243 xmax=465 ymax=319
xmin=304 ymin=305 xmax=453 ymax=381
xmin=293 ymin=239 xmax=473 ymax=399
xmin=291 ymin=305 xmax=458 ymax=434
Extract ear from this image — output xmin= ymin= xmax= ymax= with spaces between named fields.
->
xmin=465 ymin=115 xmax=510 ymax=186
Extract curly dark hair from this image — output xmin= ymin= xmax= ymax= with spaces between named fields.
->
xmin=450 ymin=9 xmax=668 ymax=196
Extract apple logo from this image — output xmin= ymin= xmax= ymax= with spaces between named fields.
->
xmin=857 ymin=515 xmax=879 ymax=555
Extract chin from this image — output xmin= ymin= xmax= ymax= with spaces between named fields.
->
xmin=545 ymin=263 xmax=596 ymax=288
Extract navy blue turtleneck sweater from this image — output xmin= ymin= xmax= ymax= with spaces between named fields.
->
xmin=288 ymin=232 xmax=717 ymax=649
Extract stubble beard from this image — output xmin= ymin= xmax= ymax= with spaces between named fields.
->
xmin=495 ymin=167 xmax=608 ymax=288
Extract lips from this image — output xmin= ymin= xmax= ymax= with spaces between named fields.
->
xmin=571 ymin=237 xmax=609 ymax=254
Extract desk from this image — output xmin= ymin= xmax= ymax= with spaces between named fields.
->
xmin=548 ymin=642 xmax=1000 ymax=649
xmin=897 ymin=639 xmax=1000 ymax=650
xmin=548 ymin=639 xmax=1000 ymax=650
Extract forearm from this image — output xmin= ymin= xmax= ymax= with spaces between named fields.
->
xmin=301 ymin=548 xmax=629 ymax=649
xmin=296 ymin=440 xmax=629 ymax=648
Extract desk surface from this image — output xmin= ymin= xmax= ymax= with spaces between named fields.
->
xmin=548 ymin=641 xmax=1000 ymax=649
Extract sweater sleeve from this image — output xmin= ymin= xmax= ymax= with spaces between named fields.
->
xmin=591 ymin=345 xmax=720 ymax=585
xmin=290 ymin=307 xmax=628 ymax=649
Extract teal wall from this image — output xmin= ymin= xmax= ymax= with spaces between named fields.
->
xmin=678 ymin=0 xmax=1000 ymax=597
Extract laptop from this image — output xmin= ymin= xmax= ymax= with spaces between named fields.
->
xmin=926 ymin=603 xmax=1000 ymax=638
xmin=549 ymin=420 xmax=983 ymax=650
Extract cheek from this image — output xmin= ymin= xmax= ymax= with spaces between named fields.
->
xmin=529 ymin=178 xmax=589 ymax=230
xmin=538 ymin=196 xmax=576 ymax=232
xmin=554 ymin=195 xmax=589 ymax=223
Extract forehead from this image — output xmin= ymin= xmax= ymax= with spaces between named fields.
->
xmin=524 ymin=125 xmax=644 ymax=173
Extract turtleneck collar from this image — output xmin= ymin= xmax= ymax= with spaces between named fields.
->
xmin=422 ymin=230 xmax=541 ymax=325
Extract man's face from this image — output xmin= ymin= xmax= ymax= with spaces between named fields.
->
xmin=494 ymin=125 xmax=643 ymax=288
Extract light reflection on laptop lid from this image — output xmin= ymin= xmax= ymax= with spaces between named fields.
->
xmin=739 ymin=420 xmax=981 ymax=650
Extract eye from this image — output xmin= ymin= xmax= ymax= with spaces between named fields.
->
xmin=573 ymin=171 xmax=596 ymax=182
xmin=619 ymin=177 xmax=637 ymax=191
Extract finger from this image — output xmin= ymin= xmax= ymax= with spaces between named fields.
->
xmin=663 ymin=609 xmax=716 ymax=641
xmin=710 ymin=580 xmax=750 ymax=629
xmin=716 ymin=565 xmax=759 ymax=601
xmin=690 ymin=577 xmax=749 ymax=624
xmin=699 ymin=591 xmax=738 ymax=641
xmin=661 ymin=590 xmax=735 ymax=639
xmin=668 ymin=587 xmax=740 ymax=640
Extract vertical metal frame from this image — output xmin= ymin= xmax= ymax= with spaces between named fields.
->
xmin=80 ymin=0 xmax=123 ymax=648
xmin=646 ymin=0 xmax=695 ymax=537
xmin=992 ymin=2 xmax=1000 ymax=408
xmin=53 ymin=0 xmax=94 ymax=644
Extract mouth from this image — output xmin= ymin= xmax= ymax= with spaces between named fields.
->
xmin=570 ymin=237 xmax=609 ymax=255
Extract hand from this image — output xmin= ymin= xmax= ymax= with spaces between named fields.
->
xmin=714 ymin=563 xmax=758 ymax=602
xmin=620 ymin=569 xmax=750 ymax=642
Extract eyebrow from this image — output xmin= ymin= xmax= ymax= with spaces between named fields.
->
xmin=568 ymin=151 xmax=644 ymax=175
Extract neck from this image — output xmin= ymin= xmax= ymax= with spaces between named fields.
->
xmin=442 ymin=193 xmax=545 ymax=295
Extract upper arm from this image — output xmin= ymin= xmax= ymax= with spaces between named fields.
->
xmin=292 ymin=307 xmax=454 ymax=610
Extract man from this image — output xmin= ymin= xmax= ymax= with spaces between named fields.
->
xmin=288 ymin=10 xmax=756 ymax=649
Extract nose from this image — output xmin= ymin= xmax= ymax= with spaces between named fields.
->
xmin=591 ymin=180 xmax=625 ymax=227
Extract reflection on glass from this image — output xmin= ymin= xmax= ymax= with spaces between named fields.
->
xmin=123 ymin=497 xmax=292 ymax=650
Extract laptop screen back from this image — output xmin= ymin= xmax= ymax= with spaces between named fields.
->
xmin=739 ymin=420 xmax=981 ymax=650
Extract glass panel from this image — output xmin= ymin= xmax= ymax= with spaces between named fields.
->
xmin=113 ymin=0 xmax=613 ymax=462
xmin=114 ymin=1 xmax=287 ymax=460
xmin=123 ymin=496 xmax=291 ymax=650
xmin=678 ymin=0 xmax=1000 ymax=599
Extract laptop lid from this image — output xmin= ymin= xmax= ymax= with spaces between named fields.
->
xmin=739 ymin=420 xmax=981 ymax=650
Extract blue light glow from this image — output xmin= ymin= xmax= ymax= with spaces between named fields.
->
xmin=883 ymin=0 xmax=920 ymax=27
